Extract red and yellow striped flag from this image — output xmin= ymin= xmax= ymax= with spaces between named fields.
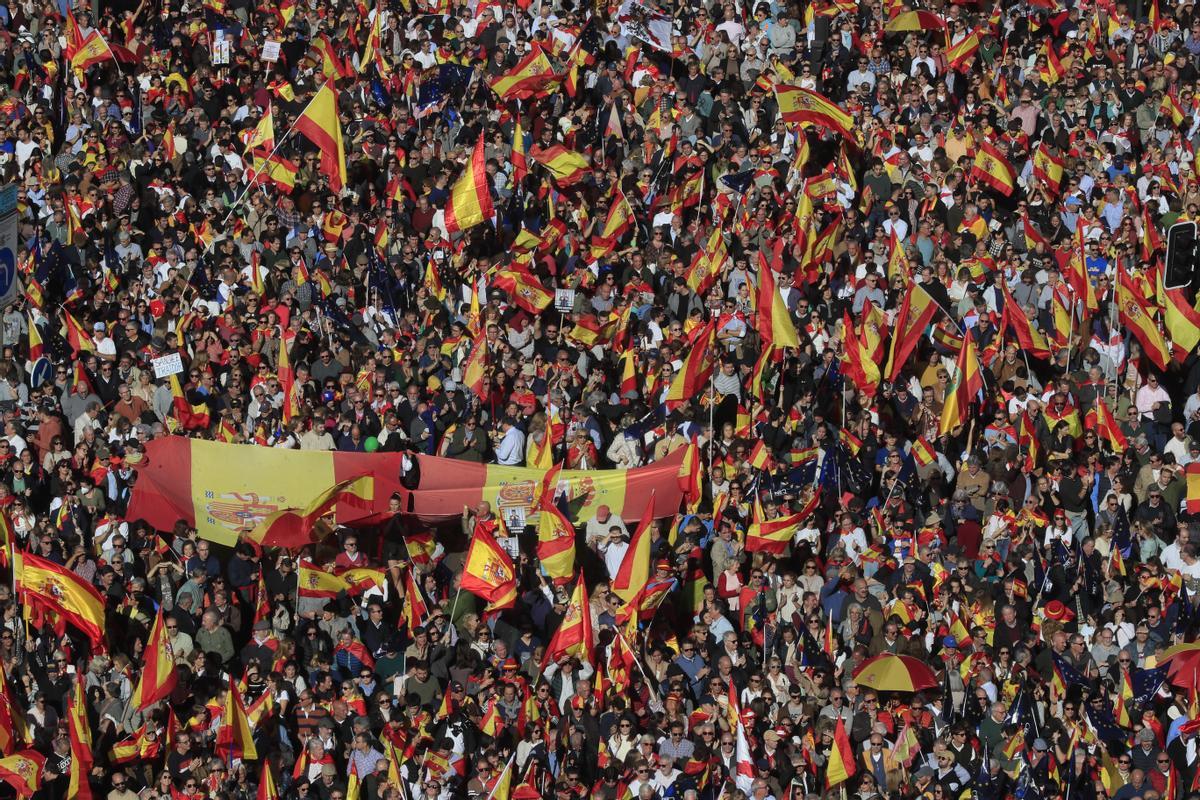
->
xmin=939 ymin=335 xmax=982 ymax=436
xmin=757 ymin=256 xmax=800 ymax=348
xmin=542 ymin=576 xmax=593 ymax=666
xmin=445 ymin=134 xmax=494 ymax=234
xmin=531 ymin=144 xmax=590 ymax=186
xmin=67 ymin=679 xmax=93 ymax=800
xmin=249 ymin=476 xmax=374 ymax=548
xmin=460 ymin=524 xmax=518 ymax=611
xmin=294 ymin=84 xmax=347 ymax=192
xmin=0 ymin=750 xmax=45 ymax=798
xmin=971 ymin=141 xmax=1016 ymax=196
xmin=215 ymin=676 xmax=258 ymax=761
xmin=14 ymin=551 xmax=105 ymax=645
xmin=130 ymin=607 xmax=178 ymax=710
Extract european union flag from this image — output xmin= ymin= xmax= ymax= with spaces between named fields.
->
xmin=1113 ymin=506 xmax=1132 ymax=557
xmin=1132 ymin=666 xmax=1167 ymax=705
xmin=1174 ymin=583 xmax=1194 ymax=638
xmin=370 ymin=77 xmax=392 ymax=109
xmin=720 ymin=170 xmax=755 ymax=195
xmin=1085 ymin=705 xmax=1126 ymax=742
xmin=1051 ymin=653 xmax=1089 ymax=689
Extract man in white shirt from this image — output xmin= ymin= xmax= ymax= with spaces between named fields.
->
xmin=494 ymin=418 xmax=526 ymax=466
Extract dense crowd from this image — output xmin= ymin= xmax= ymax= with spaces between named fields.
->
xmin=6 ymin=0 xmax=1200 ymax=798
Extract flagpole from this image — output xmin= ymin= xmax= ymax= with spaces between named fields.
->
xmin=616 ymin=624 xmax=662 ymax=702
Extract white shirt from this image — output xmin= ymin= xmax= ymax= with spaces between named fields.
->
xmin=495 ymin=426 xmax=526 ymax=465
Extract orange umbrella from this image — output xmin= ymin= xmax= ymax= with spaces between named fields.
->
xmin=852 ymin=654 xmax=939 ymax=693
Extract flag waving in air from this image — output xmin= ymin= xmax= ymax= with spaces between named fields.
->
xmin=445 ymin=134 xmax=495 ymax=234
xmin=293 ymin=83 xmax=347 ymax=192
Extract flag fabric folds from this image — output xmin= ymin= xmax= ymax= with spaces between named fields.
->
xmin=939 ymin=335 xmax=983 ymax=436
xmin=757 ymin=261 xmax=800 ymax=348
xmin=215 ymin=676 xmax=258 ymax=761
xmin=293 ymin=83 xmax=347 ymax=192
xmin=461 ymin=524 xmax=519 ymax=610
xmin=971 ymin=141 xmax=1016 ymax=195
xmin=14 ymin=550 xmax=106 ymax=645
xmin=130 ymin=607 xmax=178 ymax=710
xmin=248 ymin=476 xmax=375 ymax=548
xmin=445 ymin=134 xmax=495 ymax=234
xmin=542 ymin=576 xmax=593 ymax=666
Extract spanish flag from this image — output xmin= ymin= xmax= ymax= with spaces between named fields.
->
xmin=746 ymin=493 xmax=818 ymax=554
xmin=294 ymin=83 xmax=347 ymax=193
xmin=1161 ymin=281 xmax=1200 ymax=358
xmin=460 ymin=336 xmax=489 ymax=398
xmin=885 ymin=282 xmax=939 ymax=381
xmin=489 ymin=48 xmax=557 ymax=100
xmin=531 ymin=144 xmax=590 ymax=186
xmin=664 ymin=321 xmax=716 ymax=403
xmin=1085 ymin=399 xmax=1128 ymax=453
xmin=445 ymin=134 xmax=494 ymax=234
xmin=1032 ymin=143 xmax=1064 ymax=195
xmin=774 ymin=84 xmax=857 ymax=143
xmin=170 ymin=374 xmax=210 ymax=431
xmin=842 ymin=311 xmax=881 ymax=397
xmin=1022 ymin=212 xmax=1051 ymax=250
xmin=67 ymin=679 xmax=93 ymax=800
xmin=939 ymin=335 xmax=982 ymax=436
xmin=884 ymin=10 xmax=946 ymax=33
xmin=756 ymin=258 xmax=800 ymax=348
xmin=945 ymin=26 xmax=982 ymax=69
xmin=15 ymin=551 xmax=105 ymax=646
xmin=542 ymin=576 xmax=593 ymax=666
xmin=247 ymin=153 xmax=298 ymax=192
xmin=971 ymin=141 xmax=1016 ymax=196
xmin=258 ymin=761 xmax=280 ymax=800
xmin=297 ymin=560 xmax=351 ymax=598
xmin=130 ymin=608 xmax=178 ymax=711
xmin=492 ymin=269 xmax=553 ymax=313
xmin=311 ymin=34 xmax=352 ymax=79
xmin=511 ymin=118 xmax=528 ymax=186
xmin=241 ymin=105 xmax=276 ymax=153
xmin=402 ymin=567 xmax=429 ymax=637
xmin=461 ymin=524 xmax=518 ymax=611
xmin=1118 ymin=268 xmax=1170 ymax=370
xmin=0 ymin=750 xmax=45 ymax=798
xmin=537 ymin=489 xmax=577 ymax=584
xmin=249 ymin=476 xmax=374 ymax=548
xmin=911 ymin=437 xmax=936 ymax=467
xmin=62 ymin=309 xmax=95 ymax=354
xmin=826 ymin=717 xmax=857 ymax=788
xmin=1187 ymin=462 xmax=1200 ymax=514
xmin=611 ymin=493 xmax=654 ymax=604
xmin=999 ymin=284 xmax=1052 ymax=359
xmin=71 ymin=31 xmax=112 ymax=73
xmin=215 ymin=676 xmax=258 ymax=761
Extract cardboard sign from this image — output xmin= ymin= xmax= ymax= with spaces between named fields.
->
xmin=262 ymin=40 xmax=281 ymax=62
xmin=152 ymin=352 xmax=185 ymax=379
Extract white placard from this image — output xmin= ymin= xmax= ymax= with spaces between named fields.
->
xmin=554 ymin=288 xmax=576 ymax=313
xmin=152 ymin=352 xmax=185 ymax=379
xmin=262 ymin=40 xmax=281 ymax=62
xmin=212 ymin=33 xmax=231 ymax=65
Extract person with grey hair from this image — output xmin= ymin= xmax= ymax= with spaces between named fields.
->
xmin=193 ymin=609 xmax=235 ymax=664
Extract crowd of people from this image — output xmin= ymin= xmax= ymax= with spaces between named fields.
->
xmin=5 ymin=0 xmax=1200 ymax=797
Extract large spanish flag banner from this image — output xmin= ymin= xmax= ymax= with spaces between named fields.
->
xmin=128 ymin=438 xmax=685 ymax=546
